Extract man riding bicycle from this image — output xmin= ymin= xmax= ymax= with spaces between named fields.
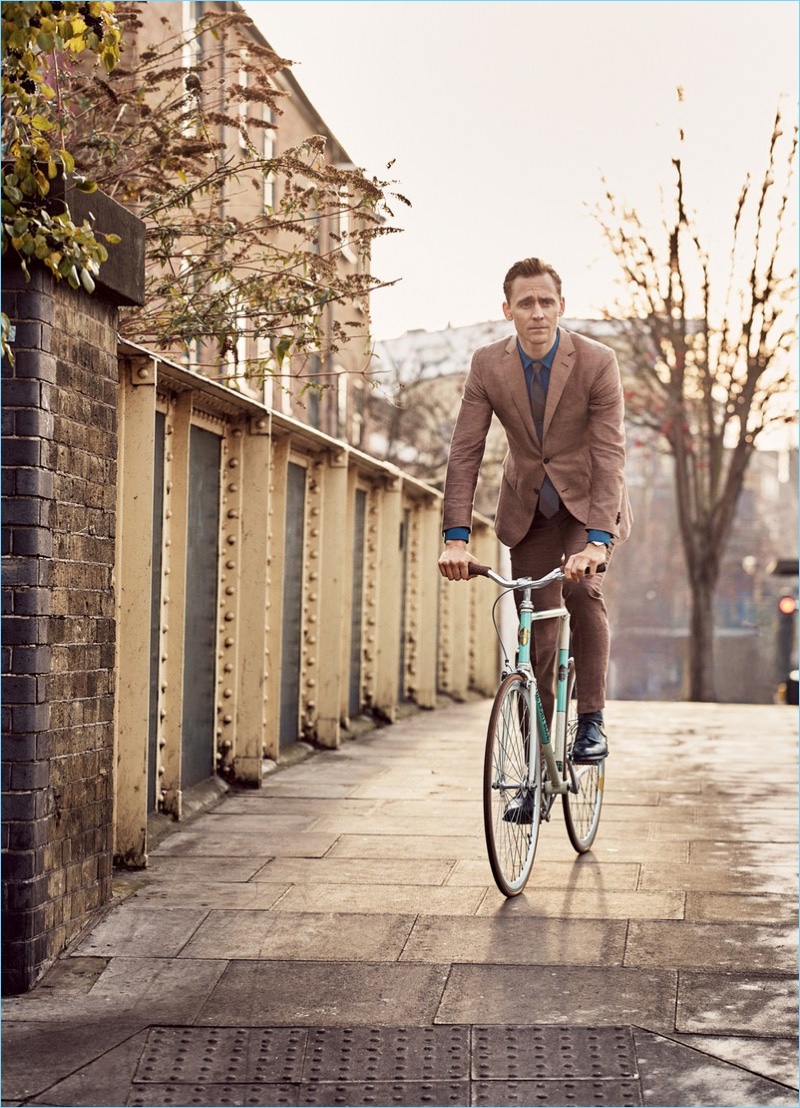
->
xmin=437 ymin=257 xmax=632 ymax=763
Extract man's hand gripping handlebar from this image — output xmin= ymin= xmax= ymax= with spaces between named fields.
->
xmin=464 ymin=562 xmax=607 ymax=590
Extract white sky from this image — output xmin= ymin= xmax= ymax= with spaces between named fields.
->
xmin=244 ymin=1 xmax=798 ymax=343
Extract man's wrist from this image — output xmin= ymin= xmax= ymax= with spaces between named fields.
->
xmin=444 ymin=526 xmax=470 ymax=544
xmin=586 ymin=529 xmax=611 ymax=546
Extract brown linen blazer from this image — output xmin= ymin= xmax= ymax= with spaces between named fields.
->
xmin=442 ymin=328 xmax=632 ymax=550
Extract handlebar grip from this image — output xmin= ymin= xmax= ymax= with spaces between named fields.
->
xmin=593 ymin=563 xmax=607 ymax=574
xmin=467 ymin=562 xmax=492 ymax=577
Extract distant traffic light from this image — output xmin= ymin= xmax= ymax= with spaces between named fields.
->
xmin=778 ymin=595 xmax=798 ymax=616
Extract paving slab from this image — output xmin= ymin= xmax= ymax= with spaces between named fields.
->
xmin=251 ymin=856 xmax=457 ymax=886
xmin=271 ymin=882 xmax=486 ymax=916
xmin=633 ymin=1029 xmax=798 ymax=1107
xmin=684 ymin=891 xmax=798 ymax=923
xmin=446 ymin=858 xmax=641 ymax=890
xmin=689 ymin=839 xmax=800 ymax=865
xmin=185 ymin=812 xmax=321 ymax=834
xmin=197 ymin=961 xmax=452 ymax=1025
xmin=133 ymin=855 xmax=268 ymax=882
xmin=25 ymin=1030 xmax=150 ymax=1107
xmin=178 ymin=909 xmax=416 ymax=961
xmin=309 ymin=814 xmax=482 ymax=837
xmin=624 ymin=920 xmax=797 ymax=972
xmin=71 ymin=905 xmax=210 ymax=958
xmin=327 ymin=833 xmax=486 ymax=860
xmin=1 ymin=1020 xmax=146 ymax=1103
xmin=676 ymin=971 xmax=798 ymax=1036
xmin=400 ymin=914 xmax=627 ymax=965
xmin=435 ymin=964 xmax=678 ymax=1032
xmin=539 ymin=837 xmax=690 ymax=864
xmin=476 ymin=888 xmax=685 ymax=919
xmin=127 ymin=879 xmax=291 ymax=909
xmin=4 ymin=957 xmax=229 ymax=1024
xmin=150 ymin=830 xmax=339 ymax=857
xmin=638 ymin=861 xmax=797 ymax=894
xmin=669 ymin=1034 xmax=799 ymax=1089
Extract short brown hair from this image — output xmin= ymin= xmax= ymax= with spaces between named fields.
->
xmin=503 ymin=258 xmax=562 ymax=302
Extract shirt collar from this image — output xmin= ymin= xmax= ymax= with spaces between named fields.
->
xmin=517 ymin=329 xmax=560 ymax=371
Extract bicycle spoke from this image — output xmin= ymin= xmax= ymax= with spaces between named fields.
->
xmin=484 ymin=673 xmax=541 ymax=896
xmin=562 ymin=663 xmax=604 ymax=852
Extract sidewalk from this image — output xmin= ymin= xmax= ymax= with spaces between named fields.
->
xmin=2 ymin=699 xmax=798 ymax=1108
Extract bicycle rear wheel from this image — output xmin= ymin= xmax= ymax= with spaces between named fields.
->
xmin=562 ymin=660 xmax=604 ymax=852
xmin=483 ymin=672 xmax=541 ymax=896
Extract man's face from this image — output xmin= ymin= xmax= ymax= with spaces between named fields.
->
xmin=503 ymin=274 xmax=565 ymax=357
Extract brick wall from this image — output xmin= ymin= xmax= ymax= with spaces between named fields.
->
xmin=2 ymin=266 xmax=120 ymax=993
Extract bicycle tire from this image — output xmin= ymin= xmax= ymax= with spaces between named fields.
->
xmin=562 ymin=659 xmax=605 ymax=852
xmin=483 ymin=671 xmax=541 ymax=896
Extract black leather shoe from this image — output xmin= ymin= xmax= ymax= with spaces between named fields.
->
xmin=571 ymin=712 xmax=608 ymax=763
xmin=502 ymin=791 xmax=535 ymax=823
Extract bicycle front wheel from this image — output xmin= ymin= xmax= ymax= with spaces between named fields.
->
xmin=483 ymin=672 xmax=541 ymax=896
xmin=562 ymin=660 xmax=604 ymax=852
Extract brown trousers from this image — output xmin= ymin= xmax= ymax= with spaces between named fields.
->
xmin=509 ymin=505 xmax=613 ymax=722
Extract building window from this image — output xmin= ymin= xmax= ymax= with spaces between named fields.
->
xmin=263 ymin=109 xmax=275 ymax=211
xmin=238 ymin=64 xmax=249 ymax=149
xmin=351 ymin=379 xmax=364 ymax=447
xmin=336 ymin=367 xmax=348 ymax=440
xmin=338 ymin=190 xmax=357 ymax=263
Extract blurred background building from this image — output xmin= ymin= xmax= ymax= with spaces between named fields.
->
xmin=368 ymin=320 xmax=799 ymax=704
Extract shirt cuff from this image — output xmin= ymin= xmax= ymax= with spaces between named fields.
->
xmin=444 ymin=527 xmax=471 ymax=543
xmin=586 ymin=529 xmax=611 ymax=545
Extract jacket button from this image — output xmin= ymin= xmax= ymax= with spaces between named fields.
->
xmin=543 ymin=457 xmax=550 ymax=464
xmin=533 ymin=486 xmax=540 ymax=494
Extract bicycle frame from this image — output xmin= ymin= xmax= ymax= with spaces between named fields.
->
xmin=469 ymin=562 xmax=580 ymax=800
xmin=515 ymin=583 xmax=573 ymax=799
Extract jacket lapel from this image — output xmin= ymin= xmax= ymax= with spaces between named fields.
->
xmin=502 ymin=335 xmax=538 ymax=444
xmin=543 ymin=328 xmax=576 ymax=438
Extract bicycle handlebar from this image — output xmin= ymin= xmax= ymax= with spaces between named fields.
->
xmin=467 ymin=561 xmax=606 ymax=589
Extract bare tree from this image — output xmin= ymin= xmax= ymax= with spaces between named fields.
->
xmin=593 ymin=96 xmax=798 ymax=700
xmin=367 ymin=340 xmax=508 ymax=516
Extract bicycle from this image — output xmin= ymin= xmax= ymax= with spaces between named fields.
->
xmin=468 ymin=561 xmax=606 ymax=897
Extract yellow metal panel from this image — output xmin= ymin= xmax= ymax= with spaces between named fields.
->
xmin=158 ymin=393 xmax=193 ymax=819
xmin=233 ymin=415 xmax=272 ymax=783
xmin=114 ymin=357 xmax=156 ymax=866
xmin=315 ymin=450 xmax=349 ymax=748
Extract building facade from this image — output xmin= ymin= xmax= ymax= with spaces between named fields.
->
xmin=118 ymin=0 xmax=375 ymax=447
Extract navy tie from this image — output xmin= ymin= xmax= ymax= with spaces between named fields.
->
xmin=530 ymin=362 xmax=560 ymax=518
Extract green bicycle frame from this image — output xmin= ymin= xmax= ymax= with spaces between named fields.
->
xmin=516 ymin=586 xmax=572 ymax=797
